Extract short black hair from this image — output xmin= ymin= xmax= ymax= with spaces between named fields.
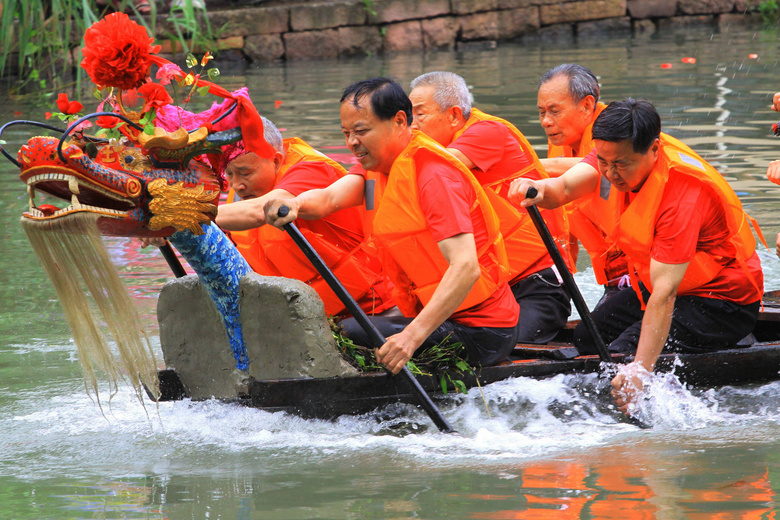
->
xmin=340 ymin=77 xmax=413 ymax=124
xmin=592 ymin=98 xmax=661 ymax=153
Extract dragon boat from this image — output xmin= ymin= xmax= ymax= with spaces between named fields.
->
xmin=154 ymin=293 xmax=780 ymax=419
xmin=4 ymin=109 xmax=780 ymax=422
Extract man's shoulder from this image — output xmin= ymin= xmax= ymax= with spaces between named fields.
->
xmin=463 ymin=118 xmax=507 ymax=135
xmin=281 ymin=159 xmax=341 ymax=189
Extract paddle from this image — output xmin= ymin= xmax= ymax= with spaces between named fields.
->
xmin=159 ymin=242 xmax=187 ymax=278
xmin=524 ymin=187 xmax=613 ymax=363
xmin=277 ymin=205 xmax=456 ymax=434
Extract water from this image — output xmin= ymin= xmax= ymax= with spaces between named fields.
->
xmin=2 ymin=25 xmax=780 ymax=518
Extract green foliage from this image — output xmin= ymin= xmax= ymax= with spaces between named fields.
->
xmin=330 ymin=318 xmax=476 ymax=395
xmin=0 ymin=0 xmax=97 ymax=88
xmin=753 ymin=0 xmax=780 ymax=26
xmin=162 ymin=0 xmax=217 ymax=57
xmin=330 ymin=317 xmax=384 ymax=372
xmin=361 ymin=0 xmax=377 ymax=17
xmin=0 ymin=0 xmax=216 ymax=90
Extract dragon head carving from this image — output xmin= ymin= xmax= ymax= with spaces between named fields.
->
xmin=7 ymin=117 xmax=242 ymax=237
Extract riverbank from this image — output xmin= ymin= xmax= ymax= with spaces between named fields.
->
xmin=165 ymin=0 xmax=765 ymax=63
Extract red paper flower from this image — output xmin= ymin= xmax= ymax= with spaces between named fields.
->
xmin=138 ymin=82 xmax=173 ymax=113
xmin=96 ymin=114 xmax=120 ymax=129
xmin=155 ymin=63 xmax=183 ymax=86
xmin=80 ymin=13 xmax=161 ymax=90
xmin=56 ymin=93 xmax=83 ymax=115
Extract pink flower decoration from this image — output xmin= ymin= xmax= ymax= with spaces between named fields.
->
xmin=156 ymin=63 xmax=183 ymax=86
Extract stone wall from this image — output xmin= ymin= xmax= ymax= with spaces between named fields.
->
xmin=157 ymin=0 xmax=763 ymax=63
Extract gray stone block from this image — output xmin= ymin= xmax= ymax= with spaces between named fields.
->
xmin=422 ymin=17 xmax=459 ymax=50
xmin=498 ymin=7 xmax=541 ymax=40
xmin=239 ymin=273 xmax=357 ymax=381
xmin=523 ymin=22 xmax=575 ymax=44
xmin=370 ymin=0 xmax=450 ymax=23
xmin=455 ymin=40 xmax=498 ymax=51
xmin=244 ymin=34 xmax=285 ymax=62
xmin=157 ymin=275 xmax=242 ymax=400
xmin=679 ymin=0 xmax=735 ymax=15
xmin=383 ymin=20 xmax=424 ymax=51
xmin=207 ymin=6 xmax=289 ymax=36
xmin=157 ymin=274 xmax=356 ymax=401
xmin=540 ymin=0 xmax=627 ymax=25
xmin=338 ymin=26 xmax=383 ymax=56
xmin=290 ymin=1 xmax=367 ymax=31
xmin=461 ymin=11 xmax=500 ymax=40
xmin=627 ymin=0 xmax=677 ymax=19
xmin=284 ymin=29 xmax=341 ymax=59
xmin=497 ymin=0 xmax=535 ymax=8
xmin=452 ymin=0 xmax=499 ymax=15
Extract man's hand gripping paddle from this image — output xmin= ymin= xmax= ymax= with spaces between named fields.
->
xmin=277 ymin=205 xmax=456 ymax=434
xmin=524 ymin=187 xmax=612 ymax=363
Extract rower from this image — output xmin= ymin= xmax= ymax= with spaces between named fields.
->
xmin=408 ymin=71 xmax=572 ymax=345
xmin=537 ymin=64 xmax=632 ymax=307
xmin=509 ymin=98 xmax=764 ymax=414
xmin=265 ymin=77 xmax=520 ymax=374
xmin=149 ymin=88 xmax=393 ymax=317
xmin=214 ymin=115 xmax=394 ymax=318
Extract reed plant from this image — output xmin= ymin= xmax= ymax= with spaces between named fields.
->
xmin=0 ymin=0 xmax=214 ymax=91
xmin=0 ymin=0 xmax=98 ymax=89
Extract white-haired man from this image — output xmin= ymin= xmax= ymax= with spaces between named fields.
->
xmin=408 ymin=71 xmax=571 ymax=344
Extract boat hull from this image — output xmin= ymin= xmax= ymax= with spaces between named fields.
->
xmin=151 ymin=294 xmax=780 ymax=419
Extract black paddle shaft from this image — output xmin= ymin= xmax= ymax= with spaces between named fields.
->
xmin=159 ymin=243 xmax=187 ymax=278
xmin=277 ymin=205 xmax=456 ymax=434
xmin=525 ymin=187 xmax=613 ymax=363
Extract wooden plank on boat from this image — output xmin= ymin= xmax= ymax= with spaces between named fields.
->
xmin=513 ymin=343 xmax=580 ymax=360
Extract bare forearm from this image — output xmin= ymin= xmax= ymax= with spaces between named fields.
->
xmin=294 ymin=188 xmax=341 ymax=220
xmin=634 ymin=292 xmax=676 ymax=371
xmin=536 ymin=177 xmax=570 ymax=209
xmin=217 ymin=189 xmax=293 ymax=231
xmin=293 ymin=174 xmax=365 ymax=220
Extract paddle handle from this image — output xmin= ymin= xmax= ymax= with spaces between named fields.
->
xmin=277 ymin=205 xmax=456 ymax=433
xmin=525 ymin=187 xmax=613 ymax=363
xmin=159 ymin=242 xmax=187 ymax=278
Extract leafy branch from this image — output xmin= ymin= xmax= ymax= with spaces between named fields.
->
xmin=330 ymin=318 xmax=476 ymax=395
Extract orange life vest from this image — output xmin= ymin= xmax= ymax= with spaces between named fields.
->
xmin=371 ymin=131 xmax=510 ymax=317
xmin=452 ymin=108 xmax=572 ymax=279
xmin=546 ymin=102 xmax=626 ymax=285
xmin=590 ymin=135 xmax=763 ymax=302
xmin=227 ymin=137 xmax=388 ymax=316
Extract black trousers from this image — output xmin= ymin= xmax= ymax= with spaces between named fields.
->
xmin=340 ymin=315 xmax=519 ymax=368
xmin=574 ymin=283 xmax=759 ymax=355
xmin=511 ymin=267 xmax=572 ymax=344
